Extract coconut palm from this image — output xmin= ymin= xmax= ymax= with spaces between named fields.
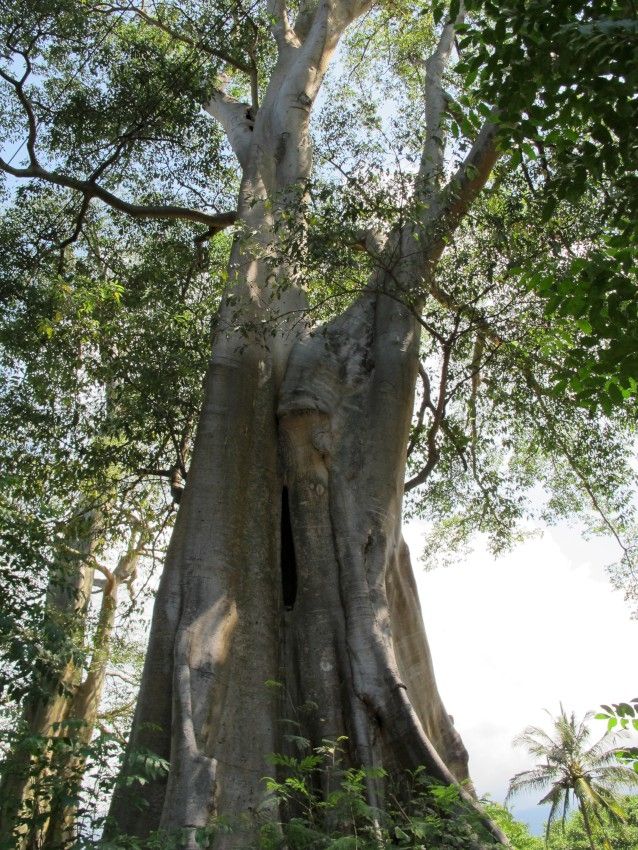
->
xmin=507 ymin=707 xmax=638 ymax=850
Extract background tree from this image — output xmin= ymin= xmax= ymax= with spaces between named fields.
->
xmin=0 ymin=201 xmax=225 ymax=844
xmin=481 ymin=803 xmax=542 ymax=850
xmin=508 ymin=708 xmax=638 ymax=850
xmin=545 ymin=795 xmax=638 ymax=850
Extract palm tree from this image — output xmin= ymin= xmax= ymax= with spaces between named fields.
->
xmin=507 ymin=706 xmax=638 ymax=850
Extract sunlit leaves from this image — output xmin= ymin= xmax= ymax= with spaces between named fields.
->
xmin=453 ymin=2 xmax=638 ymax=412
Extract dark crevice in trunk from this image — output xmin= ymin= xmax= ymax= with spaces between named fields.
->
xmin=281 ymin=487 xmax=297 ymax=610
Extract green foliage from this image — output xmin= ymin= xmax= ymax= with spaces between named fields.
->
xmin=0 ymin=192 xmax=230 ymax=704
xmin=509 ymin=708 xmax=638 ymax=850
xmin=0 ymin=722 xmax=131 ymax=849
xmin=481 ymin=802 xmax=542 ymax=850
xmin=596 ymin=700 xmax=638 ymax=775
xmin=261 ymin=737 xmax=499 ymax=850
xmin=458 ymin=1 xmax=636 ymax=209
xmin=545 ymin=795 xmax=638 ymax=850
xmin=1 ymin=0 xmax=638 ymax=840
xmin=456 ymin=1 xmax=638 ymax=409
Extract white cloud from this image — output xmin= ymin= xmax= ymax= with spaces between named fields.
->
xmin=404 ymin=520 xmax=637 ymax=829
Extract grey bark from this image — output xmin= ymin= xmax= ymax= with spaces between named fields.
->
xmin=108 ymin=2 xmax=507 ymax=847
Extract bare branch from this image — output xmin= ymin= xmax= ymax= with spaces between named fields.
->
xmin=525 ymin=372 xmax=633 ymax=564
xmin=0 ymin=157 xmax=237 ymax=229
xmin=0 ymin=56 xmax=38 ymax=165
xmin=467 ymin=330 xmax=484 ymax=474
xmin=268 ymin=0 xmax=297 ymax=49
xmin=57 ymin=195 xmax=91 ymax=266
xmin=406 ymin=363 xmax=431 ymax=458
xmin=404 ymin=331 xmax=456 ymax=492
xmin=424 ymin=117 xmax=500 ymax=263
xmin=91 ymin=560 xmax=116 ymax=593
xmin=106 ymin=669 xmax=138 ymax=685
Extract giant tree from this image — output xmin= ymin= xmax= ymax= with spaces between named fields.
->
xmin=1 ymin=0 xmax=636 ymax=847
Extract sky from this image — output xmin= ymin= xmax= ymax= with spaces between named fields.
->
xmin=403 ymin=520 xmax=637 ymax=834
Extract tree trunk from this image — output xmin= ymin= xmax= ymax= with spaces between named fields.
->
xmin=0 ymin=507 xmax=100 ymax=848
xmin=41 ymin=527 xmax=146 ymax=849
xmin=0 ymin=516 xmax=144 ymax=850
xmin=108 ymin=4 xmax=507 ymax=847
xmin=110 ymin=270 xmax=501 ymax=846
xmin=579 ymin=802 xmax=598 ymax=850
xmin=109 ymin=202 xmax=503 ymax=849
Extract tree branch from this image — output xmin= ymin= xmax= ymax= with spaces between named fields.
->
xmin=57 ymin=195 xmax=91 ymax=266
xmin=268 ymin=0 xmax=297 ymax=49
xmin=406 ymin=363 xmax=432 ymax=459
xmin=0 ymin=157 xmax=237 ymax=229
xmin=94 ymin=2 xmax=253 ymax=75
xmin=203 ymin=88 xmax=254 ymax=168
xmin=416 ymin=3 xmax=465 ymax=202
xmin=424 ymin=117 xmax=500 ymax=263
xmin=404 ymin=331 xmax=456 ymax=492
xmin=0 ymin=56 xmax=38 ymax=166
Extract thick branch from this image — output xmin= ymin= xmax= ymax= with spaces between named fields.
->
xmin=268 ymin=0 xmax=297 ymax=49
xmin=203 ymin=89 xmax=254 ymax=168
xmin=417 ymin=4 xmax=465 ymax=201
xmin=0 ymin=158 xmax=236 ymax=229
xmin=424 ymin=118 xmax=500 ymax=263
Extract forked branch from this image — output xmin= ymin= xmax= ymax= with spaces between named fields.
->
xmin=404 ymin=330 xmax=457 ymax=492
xmin=203 ymin=89 xmax=255 ymax=168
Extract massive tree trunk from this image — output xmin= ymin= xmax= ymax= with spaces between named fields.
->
xmin=109 ymin=2 xmax=505 ymax=846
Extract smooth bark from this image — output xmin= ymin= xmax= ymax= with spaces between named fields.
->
xmin=106 ymin=3 xmax=507 ymax=847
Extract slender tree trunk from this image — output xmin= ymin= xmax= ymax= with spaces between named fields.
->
xmin=0 ymin=506 xmax=100 ymax=848
xmin=0 ymin=516 xmax=145 ymax=850
xmin=41 ymin=527 xmax=146 ymax=849
xmin=579 ymin=802 xmax=598 ymax=850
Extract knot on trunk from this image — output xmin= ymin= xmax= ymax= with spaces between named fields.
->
xmin=279 ymin=411 xmax=332 ymax=484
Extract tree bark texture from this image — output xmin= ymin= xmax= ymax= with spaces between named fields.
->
xmin=110 ymin=272 xmax=487 ymax=846
xmin=106 ymin=2 xmax=507 ymax=845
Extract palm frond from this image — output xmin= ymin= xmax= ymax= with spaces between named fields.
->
xmin=507 ymin=767 xmax=558 ymax=800
xmin=589 ymin=783 xmax=629 ymax=823
xmin=511 ymin=707 xmax=633 ymax=846
xmin=591 ymin=763 xmax=638 ymax=790
xmin=513 ymin=725 xmax=559 ymax=758
xmin=584 ymin=732 xmax=625 ymax=764
xmin=542 ymin=785 xmax=564 ymax=845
